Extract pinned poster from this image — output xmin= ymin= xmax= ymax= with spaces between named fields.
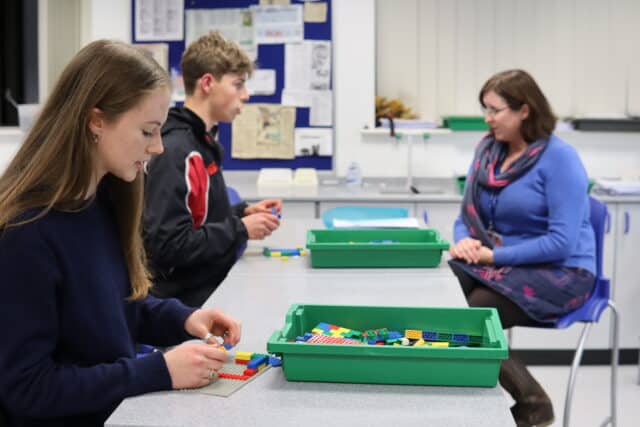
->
xmin=304 ymin=2 xmax=327 ymax=23
xmin=135 ymin=0 xmax=183 ymax=41
xmin=185 ymin=8 xmax=256 ymax=60
xmin=285 ymin=41 xmax=331 ymax=91
xmin=294 ymin=128 xmax=333 ymax=156
xmin=232 ymin=104 xmax=296 ymax=159
xmin=246 ymin=70 xmax=276 ymax=96
xmin=252 ymin=4 xmax=304 ymax=44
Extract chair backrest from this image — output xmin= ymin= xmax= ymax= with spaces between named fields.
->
xmin=553 ymin=196 xmax=610 ymax=328
xmin=225 ymin=186 xmax=247 ymax=260
xmin=589 ymin=196 xmax=607 ymax=279
xmin=226 ymin=186 xmax=242 ymax=205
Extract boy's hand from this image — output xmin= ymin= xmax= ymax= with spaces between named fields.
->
xmin=244 ymin=199 xmax=282 ymax=216
xmin=241 ymin=212 xmax=280 ymax=239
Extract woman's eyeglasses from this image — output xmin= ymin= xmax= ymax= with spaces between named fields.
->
xmin=481 ymin=105 xmax=509 ymax=117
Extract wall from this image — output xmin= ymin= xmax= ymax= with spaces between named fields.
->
xmin=336 ymin=0 xmax=640 ymax=179
xmin=12 ymin=0 xmax=640 ymax=182
xmin=376 ymin=0 xmax=640 ymax=119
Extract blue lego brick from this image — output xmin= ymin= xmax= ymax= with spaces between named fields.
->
xmin=247 ymin=355 xmax=269 ymax=369
xmin=452 ymin=334 xmax=470 ymax=344
xmin=422 ymin=331 xmax=439 ymax=341
xmin=268 ymin=355 xmax=283 ymax=367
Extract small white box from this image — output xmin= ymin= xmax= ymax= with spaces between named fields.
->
xmin=257 ymin=168 xmax=293 ymax=187
xmin=293 ymin=168 xmax=318 ymax=187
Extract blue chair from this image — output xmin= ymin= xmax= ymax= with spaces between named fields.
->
xmin=226 ymin=186 xmax=248 ymax=260
xmin=321 ymin=205 xmax=409 ymax=228
xmin=538 ymin=197 xmax=619 ymax=426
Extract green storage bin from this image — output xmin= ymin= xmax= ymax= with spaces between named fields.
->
xmin=306 ymin=229 xmax=449 ymax=268
xmin=267 ymin=304 xmax=508 ymax=387
xmin=443 ymin=116 xmax=489 ymax=131
xmin=457 ymin=176 xmax=595 ymax=195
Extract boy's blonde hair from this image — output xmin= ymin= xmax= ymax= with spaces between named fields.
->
xmin=181 ymin=31 xmax=254 ymax=95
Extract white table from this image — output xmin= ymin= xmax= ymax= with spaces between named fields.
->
xmin=106 ymin=221 xmax=514 ymax=426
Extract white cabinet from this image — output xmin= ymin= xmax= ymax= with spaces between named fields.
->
xmin=612 ymin=203 xmax=640 ymax=348
xmin=244 ymin=200 xmax=317 ymax=219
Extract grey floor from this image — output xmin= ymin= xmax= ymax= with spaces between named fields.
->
xmin=501 ymin=365 xmax=639 ymax=426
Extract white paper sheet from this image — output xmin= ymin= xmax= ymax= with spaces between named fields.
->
xmin=135 ymin=0 xmax=183 ymax=41
xmin=281 ymin=89 xmax=312 ymax=107
xmin=252 ymin=5 xmax=304 ymax=44
xmin=310 ymin=90 xmax=332 ymax=126
xmin=246 ymin=69 xmax=276 ymax=95
xmin=332 ymin=218 xmax=421 ymax=229
xmin=285 ymin=41 xmax=331 ymax=90
xmin=185 ymin=8 xmax=256 ymax=60
xmin=294 ymin=128 xmax=333 ymax=156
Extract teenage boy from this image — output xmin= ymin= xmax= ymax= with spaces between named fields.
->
xmin=144 ymin=31 xmax=281 ymax=307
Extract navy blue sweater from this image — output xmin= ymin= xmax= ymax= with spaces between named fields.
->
xmin=0 ymin=192 xmax=196 ymax=426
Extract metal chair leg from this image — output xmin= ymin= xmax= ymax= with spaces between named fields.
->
xmin=604 ymin=300 xmax=619 ymax=427
xmin=564 ymin=301 xmax=618 ymax=427
xmin=563 ymin=323 xmax=592 ymax=427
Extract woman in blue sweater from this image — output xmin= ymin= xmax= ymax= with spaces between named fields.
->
xmin=449 ymin=70 xmax=595 ymax=427
xmin=0 ymin=40 xmax=241 ymax=426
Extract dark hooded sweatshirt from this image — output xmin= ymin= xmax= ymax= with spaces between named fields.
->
xmin=143 ymin=106 xmax=248 ymax=307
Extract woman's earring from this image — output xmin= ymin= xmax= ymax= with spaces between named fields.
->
xmin=92 ymin=133 xmax=99 ymax=143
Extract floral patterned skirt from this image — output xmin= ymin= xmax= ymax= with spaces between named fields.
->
xmin=448 ymin=259 xmax=596 ymax=324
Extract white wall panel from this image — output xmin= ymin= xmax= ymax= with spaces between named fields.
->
xmin=377 ymin=0 xmax=639 ymax=120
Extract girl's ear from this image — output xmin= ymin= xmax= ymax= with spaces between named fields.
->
xmin=88 ymin=107 xmax=105 ymax=135
xmin=520 ymin=104 xmax=530 ymax=120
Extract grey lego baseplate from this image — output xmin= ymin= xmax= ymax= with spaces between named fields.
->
xmin=181 ymin=360 xmax=271 ymax=397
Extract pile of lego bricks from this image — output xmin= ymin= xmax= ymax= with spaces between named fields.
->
xmin=218 ymin=351 xmax=282 ymax=381
xmin=294 ymin=322 xmax=485 ymax=348
xmin=263 ymin=247 xmax=307 ymax=260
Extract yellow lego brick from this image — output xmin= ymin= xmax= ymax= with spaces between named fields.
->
xmin=281 ymin=256 xmax=289 ymax=261
xmin=431 ymin=341 xmax=449 ymax=347
xmin=270 ymin=252 xmax=282 ymax=257
xmin=311 ymin=328 xmax=324 ymax=334
xmin=405 ymin=329 xmax=422 ymax=340
xmin=235 ymin=351 xmax=253 ymax=360
xmin=413 ymin=339 xmax=425 ymax=347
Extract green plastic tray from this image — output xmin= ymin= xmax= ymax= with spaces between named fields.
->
xmin=443 ymin=116 xmax=489 ymax=131
xmin=267 ymin=304 xmax=508 ymax=387
xmin=306 ymin=229 xmax=449 ymax=268
xmin=456 ymin=176 xmax=595 ymax=195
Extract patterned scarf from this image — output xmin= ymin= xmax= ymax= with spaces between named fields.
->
xmin=461 ymin=134 xmax=549 ymax=248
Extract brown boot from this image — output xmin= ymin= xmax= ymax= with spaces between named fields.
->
xmin=499 ymin=354 xmax=555 ymax=427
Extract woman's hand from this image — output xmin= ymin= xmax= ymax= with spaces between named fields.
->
xmin=477 ymin=246 xmax=494 ymax=265
xmin=163 ymin=342 xmax=227 ymax=389
xmin=449 ymin=237 xmax=482 ymax=264
xmin=184 ymin=308 xmax=241 ymax=348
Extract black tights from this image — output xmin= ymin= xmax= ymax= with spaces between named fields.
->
xmin=450 ymin=261 xmax=531 ymax=329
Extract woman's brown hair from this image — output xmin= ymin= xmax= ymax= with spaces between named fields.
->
xmin=479 ymin=69 xmax=556 ymax=142
xmin=0 ymin=39 xmax=170 ymax=300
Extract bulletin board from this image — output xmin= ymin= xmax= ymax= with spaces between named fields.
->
xmin=131 ymin=0 xmax=333 ymax=170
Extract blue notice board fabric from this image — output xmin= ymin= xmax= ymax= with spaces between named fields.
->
xmin=132 ymin=0 xmax=333 ymax=170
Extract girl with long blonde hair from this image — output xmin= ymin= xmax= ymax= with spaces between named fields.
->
xmin=0 ymin=40 xmax=241 ymax=426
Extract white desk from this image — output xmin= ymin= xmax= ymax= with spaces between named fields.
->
xmin=106 ymin=221 xmax=514 ymax=427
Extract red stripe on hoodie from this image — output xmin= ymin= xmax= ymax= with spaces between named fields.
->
xmin=185 ymin=152 xmax=209 ymax=228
